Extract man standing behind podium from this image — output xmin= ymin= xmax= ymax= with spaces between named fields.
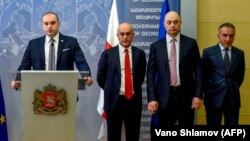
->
xmin=11 ymin=11 xmax=93 ymax=89
xmin=97 ymin=23 xmax=146 ymax=141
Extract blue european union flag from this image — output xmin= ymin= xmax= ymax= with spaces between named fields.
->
xmin=0 ymin=79 xmax=8 ymax=141
xmin=158 ymin=0 xmax=170 ymax=40
xmin=153 ymin=0 xmax=170 ymax=126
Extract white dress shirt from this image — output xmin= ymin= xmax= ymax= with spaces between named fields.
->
xmin=118 ymin=44 xmax=133 ymax=95
xmin=45 ymin=33 xmax=59 ymax=70
xmin=166 ymin=33 xmax=181 ymax=86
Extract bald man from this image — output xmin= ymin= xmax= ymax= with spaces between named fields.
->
xmin=147 ymin=11 xmax=202 ymax=138
xmin=97 ymin=23 xmax=146 ymax=141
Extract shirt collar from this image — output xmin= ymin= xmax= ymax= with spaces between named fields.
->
xmin=46 ymin=32 xmax=59 ymax=43
xmin=166 ymin=33 xmax=180 ymax=43
xmin=219 ymin=43 xmax=231 ymax=51
xmin=118 ymin=44 xmax=132 ymax=53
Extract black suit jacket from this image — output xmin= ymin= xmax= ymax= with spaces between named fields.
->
xmin=17 ymin=33 xmax=91 ymax=75
xmin=147 ymin=34 xmax=202 ymax=109
xmin=97 ymin=45 xmax=146 ymax=112
xmin=202 ymin=44 xmax=245 ymax=108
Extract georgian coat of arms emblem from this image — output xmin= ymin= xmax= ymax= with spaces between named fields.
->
xmin=33 ymin=84 xmax=67 ymax=115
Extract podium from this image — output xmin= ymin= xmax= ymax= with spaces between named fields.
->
xmin=11 ymin=71 xmax=86 ymax=141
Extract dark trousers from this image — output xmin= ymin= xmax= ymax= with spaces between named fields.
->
xmin=150 ymin=86 xmax=194 ymax=140
xmin=107 ymin=96 xmax=142 ymax=141
xmin=206 ymin=92 xmax=239 ymax=126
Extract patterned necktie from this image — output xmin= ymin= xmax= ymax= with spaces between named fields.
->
xmin=169 ymin=38 xmax=177 ymax=86
xmin=124 ymin=49 xmax=133 ymax=99
xmin=224 ymin=48 xmax=230 ymax=71
xmin=48 ymin=38 xmax=55 ymax=70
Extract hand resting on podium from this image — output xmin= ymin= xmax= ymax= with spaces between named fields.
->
xmin=11 ymin=76 xmax=93 ymax=90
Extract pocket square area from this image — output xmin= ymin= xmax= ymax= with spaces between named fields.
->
xmin=62 ymin=48 xmax=70 ymax=51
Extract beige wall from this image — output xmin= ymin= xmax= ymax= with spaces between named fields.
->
xmin=197 ymin=0 xmax=250 ymax=124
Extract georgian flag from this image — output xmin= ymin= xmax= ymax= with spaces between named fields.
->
xmin=97 ymin=0 xmax=120 ymax=140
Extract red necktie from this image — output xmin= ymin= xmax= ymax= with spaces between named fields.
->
xmin=124 ymin=49 xmax=133 ymax=99
xmin=170 ymin=38 xmax=177 ymax=86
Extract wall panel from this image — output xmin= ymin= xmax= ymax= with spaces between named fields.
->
xmin=197 ymin=0 xmax=250 ymax=125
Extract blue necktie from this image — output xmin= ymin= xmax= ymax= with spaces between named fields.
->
xmin=224 ymin=48 xmax=230 ymax=71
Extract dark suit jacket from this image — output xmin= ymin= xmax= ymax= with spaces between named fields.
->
xmin=147 ymin=34 xmax=202 ymax=109
xmin=17 ymin=33 xmax=91 ymax=75
xmin=202 ymin=44 xmax=245 ymax=108
xmin=97 ymin=45 xmax=146 ymax=112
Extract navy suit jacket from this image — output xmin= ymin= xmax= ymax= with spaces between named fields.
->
xmin=202 ymin=44 xmax=245 ymax=108
xmin=17 ymin=33 xmax=91 ymax=75
xmin=97 ymin=46 xmax=146 ymax=112
xmin=147 ymin=34 xmax=202 ymax=109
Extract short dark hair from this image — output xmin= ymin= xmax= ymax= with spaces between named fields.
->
xmin=218 ymin=22 xmax=235 ymax=31
xmin=42 ymin=11 xmax=60 ymax=22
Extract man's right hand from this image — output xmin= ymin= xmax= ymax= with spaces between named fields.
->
xmin=83 ymin=76 xmax=93 ymax=86
xmin=11 ymin=81 xmax=21 ymax=90
xmin=147 ymin=101 xmax=159 ymax=114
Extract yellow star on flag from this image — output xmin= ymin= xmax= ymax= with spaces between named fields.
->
xmin=0 ymin=114 xmax=6 ymax=124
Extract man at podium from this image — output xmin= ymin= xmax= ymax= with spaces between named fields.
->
xmin=11 ymin=11 xmax=93 ymax=89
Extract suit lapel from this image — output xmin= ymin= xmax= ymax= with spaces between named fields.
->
xmin=159 ymin=39 xmax=168 ymax=66
xmin=39 ymin=36 xmax=46 ymax=65
xmin=112 ymin=46 xmax=121 ymax=75
xmin=229 ymin=47 xmax=238 ymax=73
xmin=179 ymin=35 xmax=185 ymax=62
xmin=132 ymin=46 xmax=136 ymax=78
xmin=57 ymin=33 xmax=64 ymax=64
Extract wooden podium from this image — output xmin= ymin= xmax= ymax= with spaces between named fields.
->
xmin=21 ymin=71 xmax=79 ymax=141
